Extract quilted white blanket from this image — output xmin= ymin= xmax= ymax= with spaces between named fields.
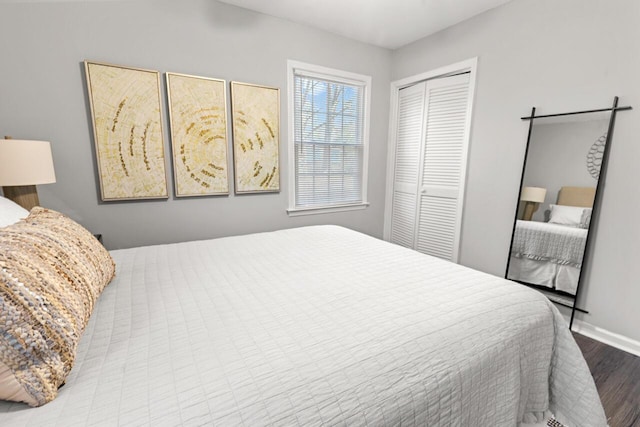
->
xmin=511 ymin=220 xmax=588 ymax=267
xmin=0 ymin=226 xmax=605 ymax=426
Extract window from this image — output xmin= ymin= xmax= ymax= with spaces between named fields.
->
xmin=287 ymin=60 xmax=371 ymax=215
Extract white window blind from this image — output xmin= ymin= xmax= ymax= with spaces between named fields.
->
xmin=289 ymin=62 xmax=370 ymax=212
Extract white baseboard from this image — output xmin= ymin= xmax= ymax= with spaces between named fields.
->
xmin=572 ymin=320 xmax=640 ymax=357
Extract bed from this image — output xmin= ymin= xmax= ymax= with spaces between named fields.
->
xmin=0 ymin=209 xmax=606 ymax=425
xmin=507 ymin=187 xmax=595 ymax=295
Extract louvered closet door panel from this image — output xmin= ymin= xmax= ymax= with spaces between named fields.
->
xmin=389 ymin=83 xmax=426 ymax=248
xmin=415 ymin=73 xmax=470 ymax=261
xmin=416 ymin=197 xmax=457 ymax=259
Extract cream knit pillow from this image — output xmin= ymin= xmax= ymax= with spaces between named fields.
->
xmin=0 ymin=207 xmax=115 ymax=406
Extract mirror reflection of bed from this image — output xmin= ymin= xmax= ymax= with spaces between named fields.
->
xmin=507 ymin=186 xmax=594 ymax=301
xmin=506 ymin=108 xmax=612 ymax=315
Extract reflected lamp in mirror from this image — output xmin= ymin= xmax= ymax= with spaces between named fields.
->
xmin=0 ymin=138 xmax=56 ymax=211
xmin=520 ymin=186 xmax=546 ymax=221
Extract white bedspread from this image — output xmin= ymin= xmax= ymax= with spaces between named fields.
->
xmin=0 ymin=226 xmax=605 ymax=426
xmin=511 ymin=220 xmax=588 ymax=267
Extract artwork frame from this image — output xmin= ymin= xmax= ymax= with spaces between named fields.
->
xmin=166 ymin=72 xmax=230 ymax=197
xmin=230 ymin=81 xmax=280 ymax=194
xmin=84 ymin=60 xmax=169 ymax=201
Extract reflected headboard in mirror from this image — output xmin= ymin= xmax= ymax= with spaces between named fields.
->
xmin=557 ymin=186 xmax=596 ymax=208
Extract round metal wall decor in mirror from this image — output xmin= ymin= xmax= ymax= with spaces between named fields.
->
xmin=505 ymin=96 xmax=632 ymax=329
xmin=587 ymin=132 xmax=607 ymax=180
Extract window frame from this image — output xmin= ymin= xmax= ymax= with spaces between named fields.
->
xmin=286 ymin=60 xmax=371 ymax=216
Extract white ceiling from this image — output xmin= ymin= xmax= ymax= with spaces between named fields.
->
xmin=1 ymin=0 xmax=513 ymax=48
xmin=217 ymin=0 xmax=513 ymax=49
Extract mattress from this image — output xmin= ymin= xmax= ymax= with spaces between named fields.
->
xmin=0 ymin=225 xmax=605 ymax=426
xmin=511 ymin=220 xmax=587 ymax=267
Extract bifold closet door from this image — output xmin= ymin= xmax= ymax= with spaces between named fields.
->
xmin=389 ymin=73 xmax=471 ymax=262
xmin=389 ymin=83 xmax=426 ymax=248
xmin=415 ymin=73 xmax=470 ymax=261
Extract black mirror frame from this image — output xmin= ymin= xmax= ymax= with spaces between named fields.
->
xmin=505 ymin=97 xmax=632 ymax=329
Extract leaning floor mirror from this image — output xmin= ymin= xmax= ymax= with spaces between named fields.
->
xmin=506 ymin=97 xmax=631 ymax=328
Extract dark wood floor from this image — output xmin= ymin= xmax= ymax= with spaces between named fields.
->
xmin=574 ymin=333 xmax=640 ymax=427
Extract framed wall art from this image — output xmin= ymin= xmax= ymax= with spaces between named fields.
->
xmin=166 ymin=72 xmax=229 ymax=197
xmin=84 ymin=61 xmax=169 ymax=201
xmin=230 ymin=81 xmax=280 ymax=194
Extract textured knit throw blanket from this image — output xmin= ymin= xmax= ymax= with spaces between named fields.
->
xmin=511 ymin=220 xmax=587 ymax=267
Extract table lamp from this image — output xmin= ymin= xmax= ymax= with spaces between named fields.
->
xmin=0 ymin=138 xmax=56 ymax=210
xmin=520 ymin=186 xmax=546 ymax=221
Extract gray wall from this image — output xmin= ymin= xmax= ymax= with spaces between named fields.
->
xmin=523 ymin=119 xmax=608 ymax=221
xmin=392 ymin=0 xmax=640 ymax=341
xmin=0 ymin=0 xmax=391 ymax=249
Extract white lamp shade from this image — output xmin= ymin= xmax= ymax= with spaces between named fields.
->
xmin=0 ymin=139 xmax=56 ymax=186
xmin=520 ymin=186 xmax=546 ymax=203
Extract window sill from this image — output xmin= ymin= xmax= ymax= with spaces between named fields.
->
xmin=287 ymin=202 xmax=369 ymax=217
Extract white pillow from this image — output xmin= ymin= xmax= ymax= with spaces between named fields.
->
xmin=548 ymin=204 xmax=589 ymax=227
xmin=580 ymin=208 xmax=593 ymax=229
xmin=0 ymin=195 xmax=30 ymax=227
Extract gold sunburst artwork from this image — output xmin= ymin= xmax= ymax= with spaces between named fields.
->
xmin=166 ymin=73 xmax=229 ymax=197
xmin=84 ymin=61 xmax=168 ymax=201
xmin=230 ymin=81 xmax=280 ymax=194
